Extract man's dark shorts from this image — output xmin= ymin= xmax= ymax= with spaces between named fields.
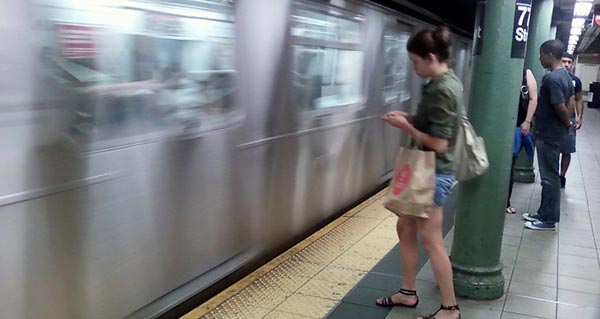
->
xmin=560 ymin=127 xmax=576 ymax=154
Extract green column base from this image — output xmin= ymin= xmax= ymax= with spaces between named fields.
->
xmin=513 ymin=149 xmax=535 ymax=183
xmin=452 ymin=261 xmax=504 ymax=300
xmin=513 ymin=166 xmax=535 ymax=183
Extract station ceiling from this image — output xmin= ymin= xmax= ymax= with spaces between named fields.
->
xmin=372 ymin=0 xmax=599 ymax=55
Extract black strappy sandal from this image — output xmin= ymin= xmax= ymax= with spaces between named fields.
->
xmin=420 ymin=304 xmax=461 ymax=319
xmin=375 ymin=288 xmax=419 ymax=308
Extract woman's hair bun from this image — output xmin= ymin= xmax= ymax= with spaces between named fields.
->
xmin=406 ymin=25 xmax=452 ymax=62
xmin=432 ymin=26 xmax=452 ymax=49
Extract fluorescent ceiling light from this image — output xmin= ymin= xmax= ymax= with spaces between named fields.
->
xmin=569 ymin=35 xmax=580 ymax=42
xmin=572 ymin=18 xmax=586 ymax=28
xmin=571 ymin=27 xmax=583 ymax=35
xmin=574 ymin=2 xmax=593 ymax=16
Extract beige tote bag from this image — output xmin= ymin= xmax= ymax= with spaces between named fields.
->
xmin=384 ymin=145 xmax=436 ymax=218
xmin=454 ymin=114 xmax=489 ymax=181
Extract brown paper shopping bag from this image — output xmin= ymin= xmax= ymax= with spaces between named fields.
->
xmin=384 ymin=146 xmax=436 ymax=218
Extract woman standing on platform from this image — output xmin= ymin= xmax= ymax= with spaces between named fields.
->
xmin=506 ymin=68 xmax=538 ymax=214
xmin=376 ymin=26 xmax=461 ymax=319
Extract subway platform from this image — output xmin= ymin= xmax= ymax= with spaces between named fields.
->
xmin=184 ymin=108 xmax=600 ymax=319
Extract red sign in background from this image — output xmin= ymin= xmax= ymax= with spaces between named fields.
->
xmin=57 ymin=24 xmax=99 ymax=59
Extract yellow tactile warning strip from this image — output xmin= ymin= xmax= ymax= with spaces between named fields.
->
xmin=181 ymin=188 xmax=399 ymax=319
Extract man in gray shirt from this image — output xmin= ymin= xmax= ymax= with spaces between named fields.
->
xmin=559 ymin=52 xmax=584 ymax=188
xmin=523 ymin=40 xmax=574 ymax=231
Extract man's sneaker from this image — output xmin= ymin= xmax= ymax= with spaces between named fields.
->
xmin=522 ymin=213 xmax=540 ymax=222
xmin=560 ymin=176 xmax=566 ymax=188
xmin=524 ymin=220 xmax=556 ymax=231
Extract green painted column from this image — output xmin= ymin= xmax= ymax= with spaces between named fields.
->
xmin=450 ymin=0 xmax=527 ymax=299
xmin=526 ymin=0 xmax=553 ymax=84
xmin=515 ymin=0 xmax=554 ymax=183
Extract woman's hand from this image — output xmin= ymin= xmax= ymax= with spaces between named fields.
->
xmin=381 ymin=111 xmax=412 ymax=133
xmin=385 ymin=110 xmax=409 ymax=118
xmin=520 ymin=121 xmax=530 ymax=135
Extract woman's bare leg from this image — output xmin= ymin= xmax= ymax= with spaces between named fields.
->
xmin=416 ymin=207 xmax=459 ymax=319
xmin=376 ymin=216 xmax=418 ymax=305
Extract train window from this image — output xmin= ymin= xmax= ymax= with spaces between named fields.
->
xmin=291 ymin=8 xmax=361 ymax=44
xmin=454 ymin=44 xmax=467 ymax=80
xmin=292 ymin=47 xmax=363 ymax=109
xmin=291 ymin=3 xmax=364 ymax=110
xmin=382 ymin=30 xmax=411 ymax=106
xmin=35 ymin=0 xmax=237 ymax=150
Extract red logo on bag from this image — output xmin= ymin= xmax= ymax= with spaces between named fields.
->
xmin=392 ymin=164 xmax=411 ymax=195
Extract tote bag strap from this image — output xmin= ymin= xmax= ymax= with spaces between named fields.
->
xmin=456 ymin=96 xmax=468 ymax=123
xmin=408 ymin=131 xmax=425 ymax=150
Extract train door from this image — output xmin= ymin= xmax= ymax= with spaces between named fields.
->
xmin=273 ymin=1 xmax=366 ymax=234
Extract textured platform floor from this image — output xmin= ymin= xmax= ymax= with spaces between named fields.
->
xmin=182 ymin=188 xmax=401 ymax=319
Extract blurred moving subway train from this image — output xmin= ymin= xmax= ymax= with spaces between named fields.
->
xmin=0 ymin=0 xmax=472 ymax=318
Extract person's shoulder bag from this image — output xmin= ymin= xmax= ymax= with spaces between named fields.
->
xmin=454 ymin=104 xmax=489 ymax=181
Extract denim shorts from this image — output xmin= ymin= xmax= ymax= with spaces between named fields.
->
xmin=434 ymin=173 xmax=455 ymax=207
xmin=559 ymin=128 xmax=576 ymax=154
